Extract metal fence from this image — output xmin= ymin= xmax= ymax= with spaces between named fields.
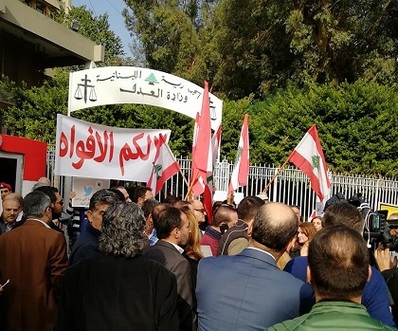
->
xmin=47 ymin=146 xmax=398 ymax=220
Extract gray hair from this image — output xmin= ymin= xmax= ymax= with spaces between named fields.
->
xmin=99 ymin=202 xmax=146 ymax=257
xmin=22 ymin=191 xmax=51 ymax=218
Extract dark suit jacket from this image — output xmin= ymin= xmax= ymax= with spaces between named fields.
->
xmin=55 ymin=254 xmax=179 ymax=331
xmin=0 ymin=219 xmax=68 ymax=331
xmin=143 ymin=240 xmax=195 ymax=331
xmin=196 ymin=247 xmax=314 ymax=331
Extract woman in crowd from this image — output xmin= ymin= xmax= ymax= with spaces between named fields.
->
xmin=179 ymin=205 xmax=204 ymax=285
xmin=311 ymin=215 xmax=323 ymax=232
xmin=297 ymin=222 xmax=317 ymax=256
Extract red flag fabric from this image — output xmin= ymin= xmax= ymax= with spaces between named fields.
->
xmin=229 ymin=114 xmax=249 ymax=193
xmin=147 ymin=134 xmax=180 ymax=195
xmin=211 ymin=125 xmax=222 ymax=166
xmin=190 ymin=81 xmax=212 ymax=197
xmin=288 ymin=125 xmax=331 ymax=202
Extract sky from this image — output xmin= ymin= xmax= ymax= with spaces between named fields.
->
xmin=72 ymin=0 xmax=133 ymax=57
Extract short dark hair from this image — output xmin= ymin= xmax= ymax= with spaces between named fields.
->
xmin=142 ymin=199 xmax=160 ymax=218
xmin=164 ymin=194 xmax=180 ymax=205
xmin=99 ymin=202 xmax=146 ymax=257
xmin=212 ymin=204 xmax=237 ymax=227
xmin=251 ymin=203 xmax=298 ymax=251
xmin=23 ymin=190 xmax=51 ymax=218
xmin=89 ymin=189 xmax=123 ymax=211
xmin=34 ymin=186 xmax=58 ymax=203
xmin=108 ymin=188 xmax=126 ymax=202
xmin=154 ymin=206 xmax=182 ymax=240
xmin=323 ymin=202 xmax=364 ymax=233
xmin=308 ymin=225 xmax=369 ymax=299
xmin=237 ymin=196 xmax=265 ymax=223
xmin=132 ymin=186 xmax=152 ymax=203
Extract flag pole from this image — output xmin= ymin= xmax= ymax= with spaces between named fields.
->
xmin=179 ymin=168 xmax=190 ymax=191
xmin=185 ymin=171 xmax=200 ymax=200
xmin=261 ymin=156 xmax=290 ymax=195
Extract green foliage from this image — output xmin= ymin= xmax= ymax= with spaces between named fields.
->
xmin=3 ymin=0 xmax=398 ymax=179
xmin=234 ymin=80 xmax=398 ymax=177
xmin=0 ymin=71 xmax=69 ymax=142
xmin=53 ymin=6 xmax=125 ymax=65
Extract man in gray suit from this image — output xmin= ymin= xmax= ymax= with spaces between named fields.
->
xmin=196 ymin=202 xmax=314 ymax=331
xmin=143 ymin=206 xmax=194 ymax=331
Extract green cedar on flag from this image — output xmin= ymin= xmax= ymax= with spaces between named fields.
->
xmin=288 ymin=125 xmax=331 ymax=202
xmin=147 ymin=134 xmax=180 ymax=195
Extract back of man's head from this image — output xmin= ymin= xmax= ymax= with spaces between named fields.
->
xmin=212 ymin=204 xmax=237 ymax=227
xmin=89 ymin=189 xmax=122 ymax=211
xmin=251 ymin=202 xmax=298 ymax=252
xmin=155 ymin=206 xmax=182 ymax=240
xmin=237 ymin=196 xmax=265 ymax=223
xmin=142 ymin=199 xmax=160 ymax=219
xmin=308 ymin=225 xmax=369 ymax=300
xmin=34 ymin=185 xmax=57 ymax=203
xmin=323 ymin=202 xmax=364 ymax=233
xmin=23 ymin=190 xmax=51 ymax=218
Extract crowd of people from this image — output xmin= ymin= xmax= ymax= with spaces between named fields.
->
xmin=0 ymin=179 xmax=398 ymax=331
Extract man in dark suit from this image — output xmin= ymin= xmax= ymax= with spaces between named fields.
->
xmin=143 ymin=206 xmax=195 ymax=331
xmin=56 ymin=202 xmax=178 ymax=331
xmin=196 ymin=202 xmax=314 ymax=331
xmin=0 ymin=190 xmax=68 ymax=331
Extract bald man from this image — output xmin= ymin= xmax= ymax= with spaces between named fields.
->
xmin=196 ymin=202 xmax=314 ymax=331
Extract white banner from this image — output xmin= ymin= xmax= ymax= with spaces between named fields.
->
xmin=68 ymin=67 xmax=222 ymax=130
xmin=54 ymin=114 xmax=171 ymax=181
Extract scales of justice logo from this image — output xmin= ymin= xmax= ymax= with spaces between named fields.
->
xmin=74 ymin=74 xmax=97 ymax=103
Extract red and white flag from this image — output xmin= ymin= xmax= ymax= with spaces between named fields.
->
xmin=229 ymin=114 xmax=249 ymax=193
xmin=211 ymin=125 xmax=222 ymax=166
xmin=147 ymin=134 xmax=180 ymax=195
xmin=190 ymin=81 xmax=213 ymax=220
xmin=288 ymin=125 xmax=331 ymax=202
xmin=191 ymin=81 xmax=212 ymax=195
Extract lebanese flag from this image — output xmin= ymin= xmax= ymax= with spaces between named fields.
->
xmin=190 ymin=81 xmax=212 ymax=197
xmin=288 ymin=125 xmax=331 ymax=202
xmin=229 ymin=114 xmax=249 ymax=193
xmin=211 ymin=125 xmax=222 ymax=166
xmin=147 ymin=134 xmax=180 ymax=195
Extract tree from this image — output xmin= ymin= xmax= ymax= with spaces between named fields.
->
xmin=243 ymin=80 xmax=398 ymax=177
xmin=54 ymin=5 xmax=125 ymax=65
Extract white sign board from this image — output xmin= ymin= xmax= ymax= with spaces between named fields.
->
xmin=72 ymin=177 xmax=110 ymax=208
xmin=54 ymin=114 xmax=170 ymax=181
xmin=68 ymin=67 xmax=222 ymax=130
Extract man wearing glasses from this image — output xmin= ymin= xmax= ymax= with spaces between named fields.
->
xmin=34 ymin=186 xmax=65 ymax=234
xmin=192 ymin=199 xmax=206 ymax=227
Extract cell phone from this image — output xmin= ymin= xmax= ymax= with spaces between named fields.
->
xmin=1 ymin=279 xmax=10 ymax=288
